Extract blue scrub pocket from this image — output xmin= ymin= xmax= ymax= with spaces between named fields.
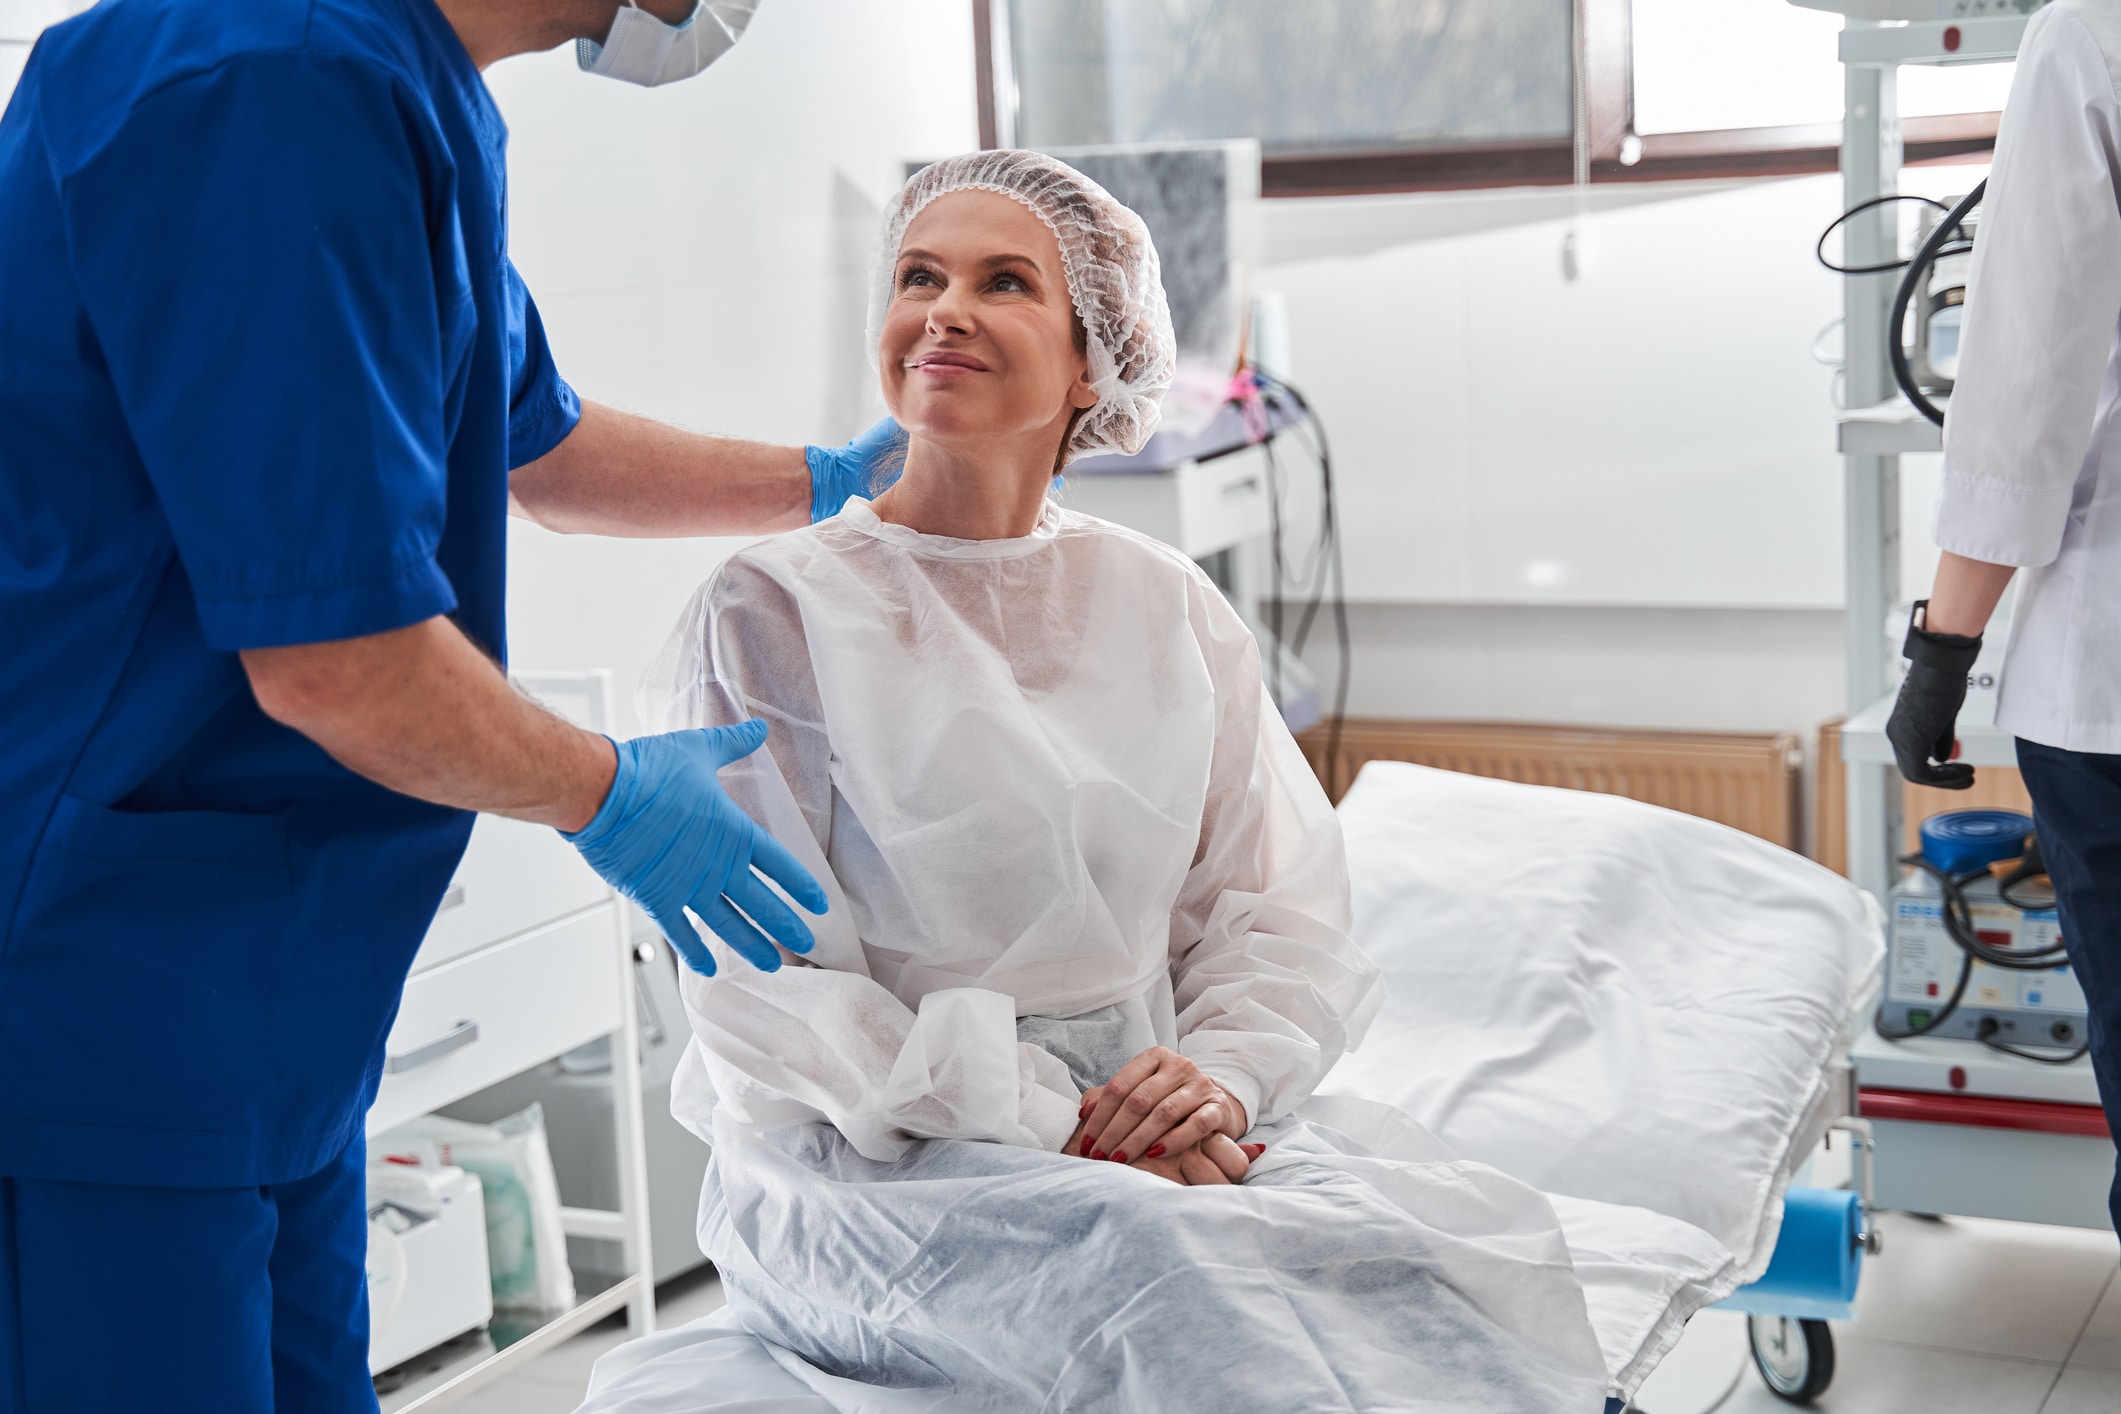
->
xmin=0 ymin=794 xmax=293 ymax=1136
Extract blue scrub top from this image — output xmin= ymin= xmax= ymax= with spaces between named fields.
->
xmin=0 ymin=0 xmax=581 ymax=1188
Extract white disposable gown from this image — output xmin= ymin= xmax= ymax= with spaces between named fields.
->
xmin=642 ymin=498 xmax=1609 ymax=1412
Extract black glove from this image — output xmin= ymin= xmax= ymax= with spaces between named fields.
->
xmin=1884 ymin=599 xmax=1982 ymax=789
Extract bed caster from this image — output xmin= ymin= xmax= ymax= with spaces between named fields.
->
xmin=1747 ymin=1314 xmax=1835 ymax=1403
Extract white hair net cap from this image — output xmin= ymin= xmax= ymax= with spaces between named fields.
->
xmin=867 ymin=150 xmax=1177 ymax=464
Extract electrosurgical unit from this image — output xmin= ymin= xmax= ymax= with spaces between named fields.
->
xmin=1878 ymin=811 xmax=2087 ymax=1054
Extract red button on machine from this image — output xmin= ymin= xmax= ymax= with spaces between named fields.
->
xmin=1949 ymin=1065 xmax=1968 ymax=1091
xmin=1943 ymin=25 xmax=1962 ymax=52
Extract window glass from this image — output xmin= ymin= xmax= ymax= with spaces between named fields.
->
xmin=1009 ymin=0 xmax=1574 ymax=152
xmin=1632 ymin=0 xmax=2013 ymax=135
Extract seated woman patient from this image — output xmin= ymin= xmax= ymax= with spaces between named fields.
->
xmin=642 ymin=152 xmax=1609 ymax=1412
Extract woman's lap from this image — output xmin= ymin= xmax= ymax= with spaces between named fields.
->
xmin=698 ymin=1100 xmax=1610 ymax=1413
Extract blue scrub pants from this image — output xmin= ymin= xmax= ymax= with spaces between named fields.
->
xmin=0 ymin=1135 xmax=373 ymax=1414
xmin=2017 ymin=739 xmax=2121 ymax=1236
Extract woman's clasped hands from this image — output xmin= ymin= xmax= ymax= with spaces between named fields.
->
xmin=1066 ymin=1046 xmax=1266 ymax=1186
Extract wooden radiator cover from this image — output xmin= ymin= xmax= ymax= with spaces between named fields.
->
xmin=1296 ymin=718 xmax=1805 ymax=852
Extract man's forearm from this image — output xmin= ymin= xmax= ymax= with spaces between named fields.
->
xmin=242 ymin=617 xmax=616 ymax=832
xmin=1923 ymin=551 xmax=2017 ymax=639
xmin=509 ymin=400 xmax=811 ymax=537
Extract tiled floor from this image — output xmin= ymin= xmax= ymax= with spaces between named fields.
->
xmin=446 ymin=1211 xmax=2119 ymax=1414
xmin=1640 ymin=1211 xmax=2121 ymax=1414
xmin=452 ymin=1266 xmax=729 ymax=1414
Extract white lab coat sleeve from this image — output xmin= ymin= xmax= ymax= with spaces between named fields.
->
xmin=1167 ymin=579 xmax=1384 ymax=1130
xmin=640 ymin=553 xmax=1082 ymax=1160
xmin=1937 ymin=5 xmax=2121 ymax=569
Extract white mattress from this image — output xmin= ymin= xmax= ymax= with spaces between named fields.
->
xmin=1323 ymin=764 xmax=1883 ymax=1390
xmin=577 ymin=762 xmax=1884 ymax=1412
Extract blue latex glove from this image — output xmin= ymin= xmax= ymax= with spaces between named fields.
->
xmin=803 ymin=417 xmax=906 ymax=523
xmin=565 ymin=722 xmax=827 ymax=976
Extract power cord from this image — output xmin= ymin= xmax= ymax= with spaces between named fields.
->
xmin=1814 ymin=185 xmax=1987 ymax=428
xmin=1873 ymin=852 xmax=2086 ymax=1062
xmin=1978 ymin=1016 xmax=2090 ymax=1065
xmin=1245 ymin=369 xmax=1352 ymax=799
xmin=1815 ymin=193 xmax=1953 ymax=275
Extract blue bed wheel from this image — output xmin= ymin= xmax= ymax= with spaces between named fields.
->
xmin=1748 ymin=1314 xmax=1835 ymax=1403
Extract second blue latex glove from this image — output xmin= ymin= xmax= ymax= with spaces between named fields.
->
xmin=565 ymin=722 xmax=827 ymax=976
xmin=803 ymin=417 xmax=906 ymax=523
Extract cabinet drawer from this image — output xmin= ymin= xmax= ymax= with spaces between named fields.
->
xmin=369 ymin=907 xmax=621 ymax=1137
xmin=1174 ymin=447 xmax=1270 ymax=559
xmin=413 ymin=813 xmax=610 ymax=974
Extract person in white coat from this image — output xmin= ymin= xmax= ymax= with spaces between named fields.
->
xmin=1887 ymin=0 xmax=2121 ymax=1233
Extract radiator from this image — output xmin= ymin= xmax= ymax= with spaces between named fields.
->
xmin=1296 ymin=718 xmax=1805 ymax=851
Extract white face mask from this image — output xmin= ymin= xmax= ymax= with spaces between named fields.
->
xmin=576 ymin=0 xmax=761 ymax=88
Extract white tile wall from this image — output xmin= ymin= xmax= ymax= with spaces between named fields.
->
xmin=1260 ymin=174 xmax=1857 ymax=610
xmin=1290 ymin=602 xmax=1844 ymax=735
xmin=1257 ymin=164 xmax=1988 ymax=731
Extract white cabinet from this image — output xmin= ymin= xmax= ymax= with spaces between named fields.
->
xmin=367 ymin=672 xmax=655 ymax=1410
xmin=413 ymin=815 xmax=608 ymax=973
xmin=1064 ymin=445 xmax=1272 ymax=561
xmin=370 ymin=909 xmax=621 ymax=1138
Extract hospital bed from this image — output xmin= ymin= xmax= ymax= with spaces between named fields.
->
xmin=573 ymin=761 xmax=1886 ymax=1414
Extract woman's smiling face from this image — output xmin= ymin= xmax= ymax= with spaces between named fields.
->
xmin=879 ymin=189 xmax=1098 ymax=460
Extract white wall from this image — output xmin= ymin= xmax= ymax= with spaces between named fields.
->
xmin=1259 ymin=176 xmax=1850 ymax=608
xmin=490 ymin=1 xmax=978 ymax=733
xmin=1255 ymin=165 xmax=1984 ymax=742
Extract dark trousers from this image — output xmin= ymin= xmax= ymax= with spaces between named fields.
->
xmin=0 ymin=1134 xmax=374 ymax=1414
xmin=2017 ymin=738 xmax=2121 ymax=1235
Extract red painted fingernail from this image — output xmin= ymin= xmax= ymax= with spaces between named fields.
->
xmin=1079 ymin=1099 xmax=1093 ymax=1118
xmin=1091 ymin=1149 xmax=1107 ymax=1162
xmin=1080 ymin=1136 xmax=1094 ymax=1156
xmin=1146 ymin=1144 xmax=1166 ymax=1158
xmin=1244 ymin=1144 xmax=1265 ymax=1157
xmin=1112 ymin=1152 xmax=1128 ymax=1164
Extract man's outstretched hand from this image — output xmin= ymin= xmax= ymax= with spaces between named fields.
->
xmin=566 ymin=721 xmax=828 ymax=975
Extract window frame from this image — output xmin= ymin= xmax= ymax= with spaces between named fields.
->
xmin=971 ymin=0 xmax=1999 ymax=196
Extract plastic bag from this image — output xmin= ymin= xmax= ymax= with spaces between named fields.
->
xmin=374 ymin=1104 xmax=577 ymax=1314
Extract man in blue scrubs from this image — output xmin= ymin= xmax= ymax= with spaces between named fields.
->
xmin=0 ymin=2 xmax=892 ymax=1410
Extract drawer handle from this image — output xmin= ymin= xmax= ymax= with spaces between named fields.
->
xmin=1221 ymin=476 xmax=1261 ymax=496
xmin=385 ymin=1020 xmax=479 ymax=1073
xmin=439 ymin=883 xmax=467 ymax=913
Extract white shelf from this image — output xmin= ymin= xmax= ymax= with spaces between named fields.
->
xmin=1841 ymin=686 xmax=2018 ymax=766
xmin=1839 ymin=398 xmax=1944 ymax=455
xmin=1853 ymin=1027 xmax=2101 ymax=1105
xmin=1840 ymin=15 xmax=2030 ymax=67
xmin=377 ymin=1275 xmax=645 ymax=1412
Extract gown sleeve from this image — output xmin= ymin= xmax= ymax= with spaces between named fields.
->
xmin=1936 ymin=4 xmax=2121 ymax=569
xmin=639 ymin=550 xmax=1084 ymax=1162
xmin=1167 ymin=574 xmax=1384 ymax=1131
